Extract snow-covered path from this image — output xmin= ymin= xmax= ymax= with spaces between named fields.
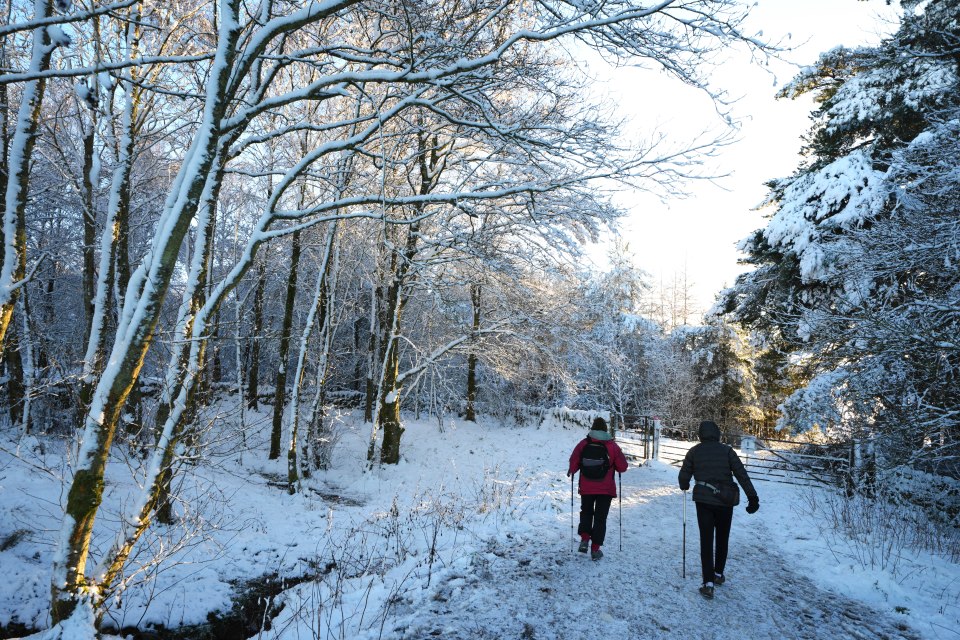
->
xmin=395 ymin=464 xmax=922 ymax=640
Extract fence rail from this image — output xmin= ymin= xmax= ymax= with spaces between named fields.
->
xmin=618 ymin=432 xmax=650 ymax=462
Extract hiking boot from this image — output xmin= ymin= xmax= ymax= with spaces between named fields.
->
xmin=699 ymin=584 xmax=714 ymax=599
xmin=714 ymin=573 xmax=725 ymax=586
xmin=578 ymin=540 xmax=589 ymax=553
xmin=591 ymin=549 xmax=603 ymax=561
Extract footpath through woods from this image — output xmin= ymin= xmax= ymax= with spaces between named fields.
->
xmin=2 ymin=416 xmax=951 ymax=640
xmin=392 ymin=461 xmax=924 ymax=640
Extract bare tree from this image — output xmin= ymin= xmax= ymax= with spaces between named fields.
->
xmin=0 ymin=0 xmax=57 ymax=358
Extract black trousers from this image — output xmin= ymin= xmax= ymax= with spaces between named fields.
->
xmin=695 ymin=502 xmax=733 ymax=584
xmin=578 ymin=495 xmax=614 ymax=546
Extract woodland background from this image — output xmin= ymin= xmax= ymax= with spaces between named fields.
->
xmin=0 ymin=0 xmax=957 ymax=635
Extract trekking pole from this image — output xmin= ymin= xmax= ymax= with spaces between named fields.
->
xmin=618 ymin=472 xmax=623 ymax=551
xmin=682 ymin=489 xmax=687 ymax=579
xmin=570 ymin=473 xmax=575 ymax=552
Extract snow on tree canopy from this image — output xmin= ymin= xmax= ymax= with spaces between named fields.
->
xmin=74 ymin=82 xmax=91 ymax=104
xmin=776 ymin=366 xmax=847 ymax=434
xmin=46 ymin=25 xmax=72 ymax=48
xmin=620 ymin=313 xmax=660 ymax=334
xmin=825 ymin=59 xmax=957 ymax=134
xmin=777 ymin=46 xmax=863 ymax=100
xmin=762 ymin=150 xmax=887 ymax=283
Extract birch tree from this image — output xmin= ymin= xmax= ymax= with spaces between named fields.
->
xmin=0 ymin=0 xmax=58 ymax=358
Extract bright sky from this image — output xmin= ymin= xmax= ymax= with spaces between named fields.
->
xmin=585 ymin=0 xmax=901 ymax=316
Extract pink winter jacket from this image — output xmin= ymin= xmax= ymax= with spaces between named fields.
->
xmin=568 ymin=432 xmax=629 ymax=497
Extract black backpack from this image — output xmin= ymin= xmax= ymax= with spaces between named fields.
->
xmin=579 ymin=437 xmax=610 ymax=480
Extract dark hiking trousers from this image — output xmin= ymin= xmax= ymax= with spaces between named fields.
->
xmin=578 ymin=495 xmax=614 ymax=546
xmin=696 ymin=502 xmax=733 ymax=583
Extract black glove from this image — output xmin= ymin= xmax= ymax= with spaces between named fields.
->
xmin=746 ymin=497 xmax=759 ymax=514
xmin=679 ymin=482 xmax=689 ymax=491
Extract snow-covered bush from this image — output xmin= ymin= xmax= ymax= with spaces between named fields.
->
xmin=261 ymin=468 xmax=532 ymax=639
xmin=878 ymin=466 xmax=960 ymax=532
xmin=801 ymin=471 xmax=960 ymax=578
xmin=541 ymin=407 xmax=603 ymax=431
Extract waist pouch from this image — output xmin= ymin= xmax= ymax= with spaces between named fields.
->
xmin=696 ymin=480 xmax=740 ymax=506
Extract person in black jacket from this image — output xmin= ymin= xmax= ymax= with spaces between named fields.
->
xmin=678 ymin=420 xmax=759 ymax=600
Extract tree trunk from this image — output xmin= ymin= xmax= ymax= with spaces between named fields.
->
xmin=366 ymin=255 xmax=395 ymax=462
xmin=465 ymin=283 xmax=481 ymax=422
xmin=352 ymin=317 xmax=362 ymax=392
xmin=378 ymin=324 xmax=403 ymax=465
xmin=373 ymin=131 xmax=439 ymax=463
xmin=50 ymin=7 xmax=244 ymax=619
xmin=17 ymin=291 xmax=35 ymax=434
xmin=114 ymin=175 xmax=132 ymax=313
xmin=0 ymin=0 xmax=55 ymax=358
xmin=375 ymin=224 xmax=418 ymax=464
xmin=80 ymin=120 xmax=97 ymax=346
xmin=154 ymin=165 xmax=223 ymax=524
xmin=233 ymin=287 xmax=246 ymax=452
xmin=246 ymin=259 xmax=266 ymax=410
xmin=270 ymin=229 xmax=301 ymax=460
xmin=78 ymin=54 xmax=139 ymax=417
xmin=363 ymin=283 xmax=377 ymax=423
xmin=288 ymin=222 xmax=336 ymax=492
xmin=4 ymin=322 xmax=23 ymax=429
xmin=197 ymin=241 xmax=220 ymax=407
xmin=0 ymin=4 xmax=9 ymax=215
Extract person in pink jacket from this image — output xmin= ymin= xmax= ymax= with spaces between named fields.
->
xmin=567 ymin=417 xmax=629 ymax=560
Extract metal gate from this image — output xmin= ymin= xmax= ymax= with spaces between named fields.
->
xmin=615 ymin=415 xmax=658 ymax=462
xmin=659 ymin=434 xmax=858 ymax=487
xmin=735 ymin=437 xmax=852 ymax=487
xmin=619 ymin=418 xmax=860 ymax=488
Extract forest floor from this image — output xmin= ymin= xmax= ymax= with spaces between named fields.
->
xmin=1 ymin=409 xmax=958 ymax=639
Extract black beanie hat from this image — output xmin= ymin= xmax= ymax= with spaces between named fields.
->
xmin=592 ymin=416 xmax=607 ymax=431
xmin=698 ymin=421 xmax=721 ymax=441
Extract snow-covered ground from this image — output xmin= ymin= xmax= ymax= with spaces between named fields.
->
xmin=1 ymin=410 xmax=958 ymax=639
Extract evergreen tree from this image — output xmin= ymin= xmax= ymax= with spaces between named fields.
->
xmin=722 ymin=0 xmax=960 ymax=465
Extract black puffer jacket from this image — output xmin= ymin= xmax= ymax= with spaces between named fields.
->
xmin=678 ymin=421 xmax=757 ymax=507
